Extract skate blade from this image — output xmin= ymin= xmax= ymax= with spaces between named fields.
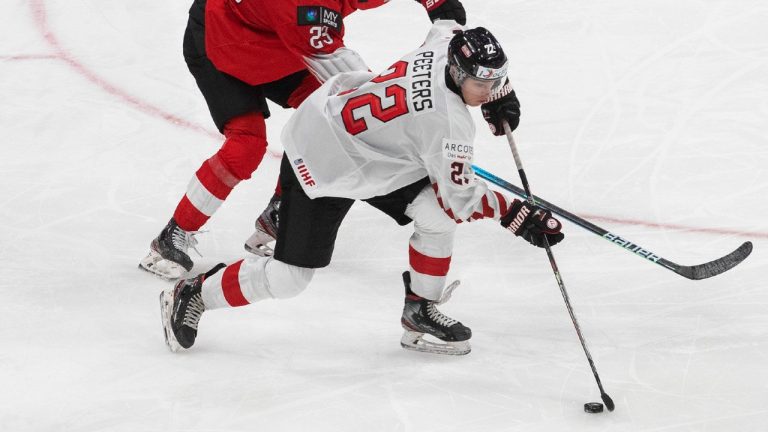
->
xmin=244 ymin=229 xmax=275 ymax=257
xmin=400 ymin=330 xmax=471 ymax=356
xmin=139 ymin=250 xmax=185 ymax=281
xmin=159 ymin=289 xmax=182 ymax=353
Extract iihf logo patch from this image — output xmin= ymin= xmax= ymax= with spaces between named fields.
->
xmin=461 ymin=44 xmax=472 ymax=58
xmin=293 ymin=156 xmax=316 ymax=188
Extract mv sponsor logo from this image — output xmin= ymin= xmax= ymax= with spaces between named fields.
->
xmin=297 ymin=6 xmax=342 ymax=32
xmin=293 ymin=157 xmax=317 ymax=188
xmin=508 ymin=205 xmax=530 ymax=233
xmin=321 ymin=8 xmax=340 ymax=27
xmin=603 ymin=233 xmax=661 ymax=262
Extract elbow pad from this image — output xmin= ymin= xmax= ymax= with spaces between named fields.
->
xmin=303 ymin=47 xmax=369 ymax=82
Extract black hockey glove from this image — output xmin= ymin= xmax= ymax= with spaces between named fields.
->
xmin=501 ymin=200 xmax=564 ymax=248
xmin=416 ymin=0 xmax=466 ymax=25
xmin=481 ymin=80 xmax=521 ymax=136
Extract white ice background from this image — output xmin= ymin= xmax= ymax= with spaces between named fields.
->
xmin=1 ymin=0 xmax=767 ymax=431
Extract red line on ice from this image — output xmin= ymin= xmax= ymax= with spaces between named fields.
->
xmin=1 ymin=54 xmax=59 ymax=61
xmin=30 ymin=0 xmax=219 ymax=140
xmin=28 ymin=0 xmax=280 ymax=158
xmin=580 ymin=213 xmax=768 ymax=239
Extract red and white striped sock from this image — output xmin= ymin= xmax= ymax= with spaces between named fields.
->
xmin=201 ymin=257 xmax=314 ymax=309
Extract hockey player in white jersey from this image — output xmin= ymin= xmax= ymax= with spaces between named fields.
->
xmin=160 ymin=22 xmax=565 ymax=356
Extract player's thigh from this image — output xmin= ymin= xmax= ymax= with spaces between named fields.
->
xmin=261 ymin=69 xmax=318 ymax=108
xmin=182 ymin=7 xmax=269 ymax=132
xmin=363 ymin=177 xmax=431 ymax=226
xmin=274 ymin=155 xmax=355 ymax=268
xmin=405 ymin=186 xmax=457 ymax=235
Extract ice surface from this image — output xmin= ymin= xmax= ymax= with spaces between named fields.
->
xmin=1 ymin=1 xmax=767 ymax=431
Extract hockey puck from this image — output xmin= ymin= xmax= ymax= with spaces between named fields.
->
xmin=584 ymin=402 xmax=604 ymax=413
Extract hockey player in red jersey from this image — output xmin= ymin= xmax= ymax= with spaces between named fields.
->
xmin=160 ymin=23 xmax=564 ymax=356
xmin=140 ymin=0 xmax=467 ymax=280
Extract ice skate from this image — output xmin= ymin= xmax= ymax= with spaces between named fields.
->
xmin=400 ymin=271 xmax=471 ymax=356
xmin=140 ymin=218 xmax=202 ymax=280
xmin=160 ymin=263 xmax=225 ymax=352
xmin=244 ymin=194 xmax=280 ymax=257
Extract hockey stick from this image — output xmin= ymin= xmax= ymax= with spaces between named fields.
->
xmin=502 ymin=122 xmax=615 ymax=412
xmin=472 ymin=166 xmax=753 ymax=280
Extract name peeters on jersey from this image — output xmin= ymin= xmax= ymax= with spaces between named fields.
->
xmin=281 ymin=21 xmax=511 ymax=222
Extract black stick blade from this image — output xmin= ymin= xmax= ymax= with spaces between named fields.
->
xmin=601 ymin=392 xmax=615 ymax=412
xmin=675 ymin=241 xmax=753 ymax=280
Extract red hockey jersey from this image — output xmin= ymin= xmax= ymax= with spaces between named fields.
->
xmin=204 ymin=0 xmax=388 ymax=86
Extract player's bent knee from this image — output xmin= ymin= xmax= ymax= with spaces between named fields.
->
xmin=264 ymin=259 xmax=315 ymax=299
xmin=217 ymin=134 xmax=267 ymax=180
xmin=406 ymin=188 xmax=457 ymax=234
xmin=218 ymin=112 xmax=269 ymax=180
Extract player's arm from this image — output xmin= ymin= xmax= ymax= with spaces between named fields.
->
xmin=424 ymin=137 xmax=564 ymax=246
xmin=421 ymin=118 xmax=510 ymax=223
xmin=415 ymin=0 xmax=466 ymax=25
xmin=427 ymin=153 xmax=510 ymax=223
xmin=422 ymin=117 xmax=564 ymax=247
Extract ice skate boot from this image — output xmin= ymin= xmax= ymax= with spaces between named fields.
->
xmin=160 ymin=263 xmax=225 ymax=352
xmin=400 ymin=271 xmax=471 ymax=356
xmin=139 ymin=218 xmax=202 ymax=280
xmin=244 ymin=194 xmax=280 ymax=257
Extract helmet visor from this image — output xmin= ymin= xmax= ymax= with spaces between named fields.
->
xmin=452 ymin=52 xmax=508 ymax=90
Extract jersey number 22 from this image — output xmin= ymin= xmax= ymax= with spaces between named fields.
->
xmin=340 ymin=61 xmax=409 ymax=135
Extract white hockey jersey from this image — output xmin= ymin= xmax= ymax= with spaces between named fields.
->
xmin=281 ymin=21 xmax=511 ymax=222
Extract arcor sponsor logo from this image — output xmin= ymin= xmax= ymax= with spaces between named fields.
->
xmin=443 ymin=141 xmax=473 ymax=160
xmin=603 ymin=233 xmax=661 ymax=262
xmin=508 ymin=206 xmax=530 ymax=233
